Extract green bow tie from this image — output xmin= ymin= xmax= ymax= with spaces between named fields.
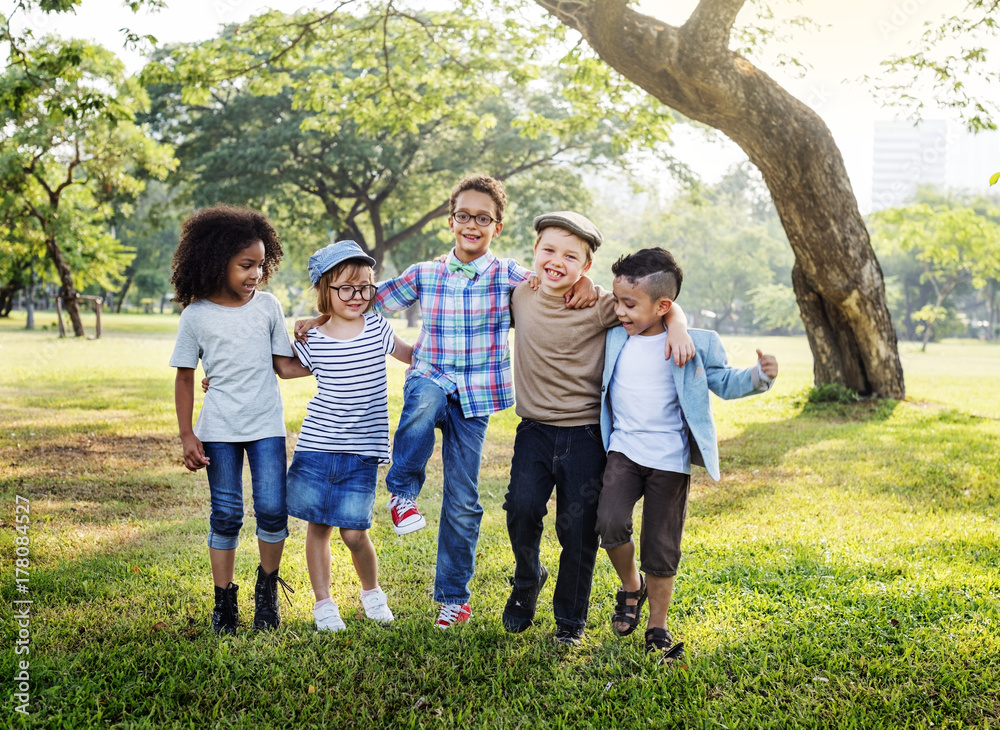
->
xmin=447 ymin=258 xmax=477 ymax=279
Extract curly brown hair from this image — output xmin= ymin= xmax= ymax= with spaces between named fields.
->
xmin=170 ymin=205 xmax=283 ymax=308
xmin=449 ymin=174 xmax=507 ymax=221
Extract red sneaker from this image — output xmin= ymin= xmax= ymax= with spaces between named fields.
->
xmin=435 ymin=603 xmax=472 ymax=629
xmin=387 ymin=495 xmax=427 ymax=535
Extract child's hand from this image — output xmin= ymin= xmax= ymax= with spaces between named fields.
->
xmin=666 ymin=329 xmax=695 ymax=367
xmin=294 ymin=315 xmax=327 ymax=343
xmin=181 ymin=433 xmax=210 ymax=472
xmin=527 ymin=272 xmax=540 ymax=291
xmin=757 ymin=349 xmax=778 ymax=379
xmin=564 ymin=275 xmax=598 ymax=309
xmin=201 ymin=377 xmax=210 ymax=393
xmin=432 ymin=253 xmax=449 ymax=264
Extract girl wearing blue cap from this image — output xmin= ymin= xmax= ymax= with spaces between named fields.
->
xmin=283 ymin=240 xmax=413 ymax=631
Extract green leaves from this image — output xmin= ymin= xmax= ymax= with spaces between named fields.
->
xmin=990 ymin=171 xmax=999 ymax=185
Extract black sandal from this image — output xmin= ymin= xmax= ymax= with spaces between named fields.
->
xmin=611 ymin=575 xmax=647 ymax=636
xmin=645 ymin=627 xmax=685 ymax=663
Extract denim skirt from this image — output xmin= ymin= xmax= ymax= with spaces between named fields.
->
xmin=286 ymin=451 xmax=379 ymax=529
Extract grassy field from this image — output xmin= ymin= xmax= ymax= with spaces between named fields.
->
xmin=2 ymin=311 xmax=998 ymax=729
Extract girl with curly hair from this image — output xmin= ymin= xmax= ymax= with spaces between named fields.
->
xmin=169 ymin=204 xmax=299 ymax=636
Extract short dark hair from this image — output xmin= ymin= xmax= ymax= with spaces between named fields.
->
xmin=171 ymin=204 xmax=283 ymax=308
xmin=611 ymin=247 xmax=683 ymax=301
xmin=449 ymin=174 xmax=507 ymax=221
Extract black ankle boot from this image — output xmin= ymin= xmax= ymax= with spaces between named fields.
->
xmin=253 ymin=565 xmax=293 ymax=631
xmin=212 ymin=582 xmax=239 ymax=635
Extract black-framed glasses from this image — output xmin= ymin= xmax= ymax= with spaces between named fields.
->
xmin=452 ymin=211 xmax=500 ymax=227
xmin=329 ymin=284 xmax=377 ymax=302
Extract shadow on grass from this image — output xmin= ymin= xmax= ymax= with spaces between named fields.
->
xmin=705 ymin=397 xmax=999 ymax=516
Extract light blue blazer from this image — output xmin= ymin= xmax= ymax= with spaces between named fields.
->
xmin=600 ymin=327 xmax=768 ymax=481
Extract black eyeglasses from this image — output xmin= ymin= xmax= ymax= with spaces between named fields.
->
xmin=452 ymin=211 xmax=500 ymax=227
xmin=329 ymin=284 xmax=377 ymax=301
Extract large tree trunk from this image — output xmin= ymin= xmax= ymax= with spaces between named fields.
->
xmin=45 ymin=235 xmax=86 ymax=337
xmin=537 ymin=0 xmax=905 ymax=398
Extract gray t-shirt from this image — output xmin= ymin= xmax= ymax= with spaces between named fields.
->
xmin=169 ymin=291 xmax=294 ymax=442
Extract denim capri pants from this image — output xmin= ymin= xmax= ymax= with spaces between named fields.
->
xmin=202 ymin=437 xmax=289 ymax=550
xmin=286 ymin=451 xmax=379 ymax=529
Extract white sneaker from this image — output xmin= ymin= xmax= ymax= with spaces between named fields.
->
xmin=361 ymin=589 xmax=395 ymax=623
xmin=314 ymin=601 xmax=347 ymax=632
xmin=387 ymin=495 xmax=427 ymax=535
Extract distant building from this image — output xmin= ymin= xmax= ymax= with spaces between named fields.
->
xmin=871 ymin=120 xmax=947 ymax=211
xmin=871 ymin=120 xmax=1000 ymax=211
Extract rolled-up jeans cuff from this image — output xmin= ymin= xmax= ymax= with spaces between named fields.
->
xmin=256 ymin=526 xmax=289 ymax=544
xmin=207 ymin=528 xmax=240 ymax=550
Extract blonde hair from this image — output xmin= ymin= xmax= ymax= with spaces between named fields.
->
xmin=315 ymin=260 xmax=376 ymax=315
xmin=534 ymin=228 xmax=594 ymax=265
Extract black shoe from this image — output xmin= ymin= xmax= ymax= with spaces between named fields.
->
xmin=644 ymin=627 xmax=685 ymax=662
xmin=252 ymin=565 xmax=294 ymax=631
xmin=554 ymin=624 xmax=584 ymax=646
xmin=502 ymin=565 xmax=548 ymax=633
xmin=212 ymin=583 xmax=239 ymax=635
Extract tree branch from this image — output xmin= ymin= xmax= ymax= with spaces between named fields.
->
xmin=682 ymin=0 xmax=747 ymax=52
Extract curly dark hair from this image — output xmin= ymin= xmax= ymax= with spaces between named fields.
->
xmin=170 ymin=205 xmax=283 ymax=308
xmin=449 ymin=174 xmax=507 ymax=221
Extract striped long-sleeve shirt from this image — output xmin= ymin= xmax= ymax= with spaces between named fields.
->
xmin=376 ymin=251 xmax=529 ymax=418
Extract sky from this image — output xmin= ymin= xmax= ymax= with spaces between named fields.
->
xmin=6 ymin=0 xmax=979 ymax=210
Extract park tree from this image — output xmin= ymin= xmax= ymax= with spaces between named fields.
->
xmin=0 ymin=22 xmax=175 ymax=336
xmin=597 ymin=163 xmax=792 ymax=332
xmin=870 ymin=203 xmax=1000 ymax=350
xmin=531 ymin=0 xmax=907 ymax=398
xmin=143 ymin=6 xmax=672 ymax=276
xmin=873 ymin=0 xmax=1000 ymax=134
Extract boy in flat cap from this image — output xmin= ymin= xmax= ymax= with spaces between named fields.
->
xmin=502 ymin=212 xmax=695 ymax=645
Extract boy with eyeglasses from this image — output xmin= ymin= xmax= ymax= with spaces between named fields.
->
xmin=501 ymin=212 xmax=694 ymax=645
xmin=297 ymin=175 xmax=596 ymax=628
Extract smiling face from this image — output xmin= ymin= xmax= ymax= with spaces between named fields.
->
xmin=532 ymin=227 xmax=592 ymax=297
xmin=612 ymin=275 xmax=673 ymax=337
xmin=448 ymin=190 xmax=503 ymax=263
xmin=216 ymin=240 xmax=265 ymax=306
xmin=324 ymin=266 xmax=376 ymax=324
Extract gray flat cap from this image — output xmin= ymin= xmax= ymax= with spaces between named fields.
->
xmin=533 ymin=211 xmax=603 ymax=252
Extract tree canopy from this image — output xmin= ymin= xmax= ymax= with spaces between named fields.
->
xmin=1 ymin=3 xmax=175 ymax=334
xmin=141 ymin=2 xmax=679 ymax=283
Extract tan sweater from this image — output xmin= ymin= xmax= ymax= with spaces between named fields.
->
xmin=510 ymin=282 xmax=619 ymax=426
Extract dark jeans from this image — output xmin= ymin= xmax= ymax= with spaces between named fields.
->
xmin=503 ymin=420 xmax=606 ymax=630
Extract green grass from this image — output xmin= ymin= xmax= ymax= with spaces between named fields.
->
xmin=2 ymin=311 xmax=999 ymax=728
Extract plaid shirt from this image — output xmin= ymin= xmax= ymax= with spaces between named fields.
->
xmin=377 ymin=250 xmax=530 ymax=418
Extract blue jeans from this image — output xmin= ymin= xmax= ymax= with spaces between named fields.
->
xmin=503 ymin=420 xmax=606 ymax=630
xmin=387 ymin=377 xmax=489 ymax=604
xmin=202 ymin=437 xmax=289 ymax=550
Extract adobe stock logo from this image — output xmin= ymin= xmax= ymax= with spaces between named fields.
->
xmin=877 ymin=0 xmax=941 ymax=40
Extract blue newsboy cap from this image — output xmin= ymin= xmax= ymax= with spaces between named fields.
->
xmin=307 ymin=240 xmax=376 ymax=285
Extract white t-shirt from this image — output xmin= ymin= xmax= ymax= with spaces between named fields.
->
xmin=169 ymin=291 xmax=292 ymax=442
xmin=608 ymin=330 xmax=690 ymax=474
xmin=293 ymin=313 xmax=396 ymax=463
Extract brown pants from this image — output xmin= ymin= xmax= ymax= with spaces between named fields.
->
xmin=595 ymin=451 xmax=690 ymax=577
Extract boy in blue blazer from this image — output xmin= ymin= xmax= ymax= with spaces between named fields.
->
xmin=596 ymin=247 xmax=778 ymax=659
